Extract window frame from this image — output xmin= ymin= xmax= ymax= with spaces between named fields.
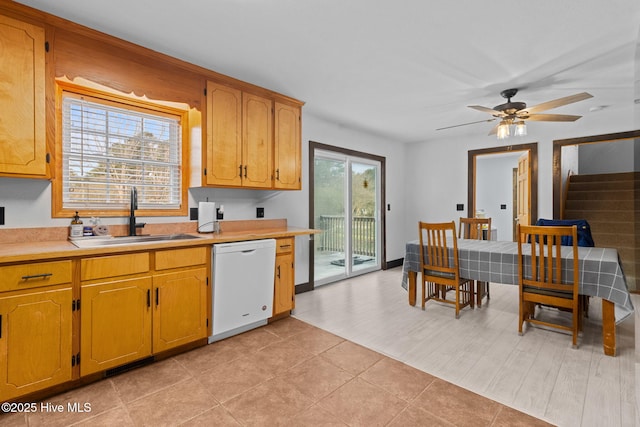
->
xmin=53 ymin=81 xmax=190 ymax=218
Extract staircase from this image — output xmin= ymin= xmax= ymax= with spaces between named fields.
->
xmin=563 ymin=172 xmax=639 ymax=292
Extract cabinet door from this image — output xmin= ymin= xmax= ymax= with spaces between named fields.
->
xmin=205 ymin=81 xmax=243 ymax=187
xmin=0 ymin=15 xmax=47 ymax=177
xmin=152 ymin=268 xmax=208 ymax=353
xmin=242 ymin=93 xmax=273 ymax=188
xmin=80 ymin=277 xmax=152 ymax=376
xmin=0 ymin=287 xmax=72 ymax=401
xmin=273 ymin=252 xmax=294 ymax=316
xmin=274 ymin=102 xmax=301 ymax=190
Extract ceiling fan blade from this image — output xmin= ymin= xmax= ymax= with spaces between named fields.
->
xmin=436 ymin=118 xmax=496 ymax=131
xmin=521 ymin=92 xmax=593 ymax=114
xmin=468 ymin=105 xmax=506 ymax=116
xmin=524 ymin=113 xmax=582 ymax=122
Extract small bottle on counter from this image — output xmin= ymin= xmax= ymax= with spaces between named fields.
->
xmin=70 ymin=211 xmax=83 ymax=238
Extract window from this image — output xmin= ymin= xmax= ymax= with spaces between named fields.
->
xmin=55 ymin=85 xmax=188 ymax=217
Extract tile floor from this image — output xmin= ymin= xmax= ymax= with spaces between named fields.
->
xmin=0 ymin=317 xmax=551 ymax=426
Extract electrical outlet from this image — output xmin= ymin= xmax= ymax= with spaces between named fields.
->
xmin=456 ymin=204 xmax=464 ymax=211
xmin=257 ymin=207 xmax=264 ymax=218
xmin=190 ymin=207 xmax=198 ymax=220
xmin=500 ymin=204 xmax=507 ymax=210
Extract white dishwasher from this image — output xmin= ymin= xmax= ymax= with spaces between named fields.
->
xmin=209 ymin=239 xmax=276 ymax=343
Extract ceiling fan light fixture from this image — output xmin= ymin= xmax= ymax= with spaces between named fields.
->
xmin=514 ymin=121 xmax=527 ymax=136
xmin=496 ymin=121 xmax=510 ymax=140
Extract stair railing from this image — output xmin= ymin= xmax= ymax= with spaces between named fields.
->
xmin=561 ymin=169 xmax=573 ymax=219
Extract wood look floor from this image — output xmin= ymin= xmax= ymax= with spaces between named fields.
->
xmin=293 ymin=267 xmax=640 ymax=427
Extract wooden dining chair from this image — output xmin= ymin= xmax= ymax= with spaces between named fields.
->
xmin=459 ymin=217 xmax=491 ymax=307
xmin=517 ymin=224 xmax=581 ymax=348
xmin=418 ymin=221 xmax=474 ymax=318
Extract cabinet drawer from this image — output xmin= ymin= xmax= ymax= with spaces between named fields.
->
xmin=0 ymin=260 xmax=72 ymax=292
xmin=155 ymin=247 xmax=208 ymax=271
xmin=81 ymin=252 xmax=150 ymax=281
xmin=276 ymin=238 xmax=294 ymax=254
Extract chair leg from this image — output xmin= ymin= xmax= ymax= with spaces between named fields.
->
xmin=518 ymin=298 xmax=524 ymax=336
xmin=475 ymin=281 xmax=489 ymax=308
xmin=572 ymin=309 xmax=579 ymax=349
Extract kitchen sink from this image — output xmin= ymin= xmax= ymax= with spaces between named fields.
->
xmin=69 ymin=233 xmax=202 ymax=248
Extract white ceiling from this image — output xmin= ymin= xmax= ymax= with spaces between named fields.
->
xmin=15 ymin=0 xmax=640 ymax=143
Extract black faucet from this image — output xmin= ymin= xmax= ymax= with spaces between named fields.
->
xmin=129 ymin=186 xmax=146 ymax=236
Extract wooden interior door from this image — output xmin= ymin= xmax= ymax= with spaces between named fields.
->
xmin=516 ymin=151 xmax=530 ymax=240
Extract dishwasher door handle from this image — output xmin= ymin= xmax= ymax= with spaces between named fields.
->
xmin=241 ymin=249 xmax=257 ymax=254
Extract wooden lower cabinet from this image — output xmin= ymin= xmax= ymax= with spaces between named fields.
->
xmin=273 ymin=238 xmax=295 ymax=316
xmin=80 ymin=248 xmax=209 ymax=377
xmin=0 ymin=286 xmax=73 ymax=401
xmin=80 ymin=277 xmax=152 ymax=377
xmin=152 ymin=268 xmax=208 ymax=353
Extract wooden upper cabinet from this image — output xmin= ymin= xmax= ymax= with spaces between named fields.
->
xmin=274 ymin=102 xmax=301 ymax=190
xmin=0 ymin=15 xmax=47 ymax=178
xmin=242 ymin=93 xmax=273 ymax=188
xmin=204 ymin=80 xmax=301 ymax=190
xmin=205 ymin=81 xmax=243 ymax=187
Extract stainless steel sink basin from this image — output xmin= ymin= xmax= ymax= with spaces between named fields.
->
xmin=70 ymin=233 xmax=202 ymax=248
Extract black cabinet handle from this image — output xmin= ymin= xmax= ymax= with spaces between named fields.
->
xmin=244 ymin=165 xmax=247 ymax=178
xmin=239 ymin=164 xmax=243 ymax=177
xmin=147 ymin=289 xmax=151 ymax=308
xmin=0 ymin=314 xmax=2 ymax=339
xmin=277 ymin=265 xmax=281 ymax=279
xmin=155 ymin=288 xmax=159 ymax=306
xmin=276 ymin=169 xmax=280 ymax=180
xmin=21 ymin=273 xmax=53 ymax=280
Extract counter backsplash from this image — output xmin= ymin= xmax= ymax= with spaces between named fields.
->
xmin=0 ymin=219 xmax=289 ymax=244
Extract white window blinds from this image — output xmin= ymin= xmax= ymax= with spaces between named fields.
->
xmin=62 ymin=94 xmax=182 ymax=209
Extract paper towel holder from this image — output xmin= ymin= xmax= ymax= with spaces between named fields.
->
xmin=198 ymin=201 xmax=216 ymax=233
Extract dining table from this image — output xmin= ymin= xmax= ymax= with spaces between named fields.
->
xmin=401 ymin=238 xmax=634 ymax=356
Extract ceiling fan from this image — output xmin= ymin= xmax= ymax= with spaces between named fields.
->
xmin=437 ymin=88 xmax=593 ymax=138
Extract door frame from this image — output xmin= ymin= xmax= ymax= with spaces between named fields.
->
xmin=304 ymin=141 xmax=386 ymax=293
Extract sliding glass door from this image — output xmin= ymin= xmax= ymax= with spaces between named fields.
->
xmin=313 ymin=149 xmax=381 ymax=286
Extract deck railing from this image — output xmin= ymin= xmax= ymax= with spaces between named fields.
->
xmin=317 ymin=215 xmax=376 ymax=256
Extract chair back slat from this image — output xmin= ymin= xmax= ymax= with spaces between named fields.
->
xmin=518 ymin=224 xmax=579 ymax=294
xmin=419 ymin=221 xmax=460 ymax=278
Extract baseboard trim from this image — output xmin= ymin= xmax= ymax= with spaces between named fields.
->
xmin=384 ymin=258 xmax=404 ymax=269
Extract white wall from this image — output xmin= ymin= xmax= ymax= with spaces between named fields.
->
xmin=578 ymin=140 xmax=636 ymax=173
xmin=476 ymin=153 xmax=521 ymax=241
